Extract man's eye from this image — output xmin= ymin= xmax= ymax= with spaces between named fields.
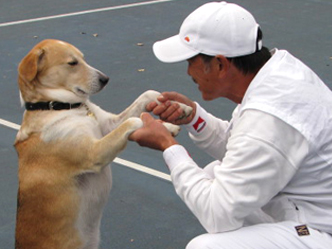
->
xmin=68 ymin=60 xmax=78 ymax=66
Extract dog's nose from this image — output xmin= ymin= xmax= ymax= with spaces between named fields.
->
xmin=99 ymin=73 xmax=109 ymax=86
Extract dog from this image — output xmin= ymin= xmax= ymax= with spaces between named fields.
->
xmin=14 ymin=39 xmax=192 ymax=249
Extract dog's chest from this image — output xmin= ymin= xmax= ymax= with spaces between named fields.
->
xmin=39 ymin=110 xmax=103 ymax=141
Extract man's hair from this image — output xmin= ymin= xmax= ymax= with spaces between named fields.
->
xmin=200 ymin=28 xmax=271 ymax=75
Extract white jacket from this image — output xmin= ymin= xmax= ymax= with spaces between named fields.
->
xmin=163 ymin=49 xmax=332 ymax=234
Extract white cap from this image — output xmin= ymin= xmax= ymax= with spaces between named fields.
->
xmin=153 ymin=1 xmax=262 ymax=63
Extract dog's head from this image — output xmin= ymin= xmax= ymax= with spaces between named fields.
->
xmin=18 ymin=39 xmax=109 ymax=104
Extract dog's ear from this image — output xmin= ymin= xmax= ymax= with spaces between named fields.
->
xmin=18 ymin=48 xmax=45 ymax=82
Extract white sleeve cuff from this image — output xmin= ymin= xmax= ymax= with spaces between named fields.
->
xmin=163 ymin=144 xmax=194 ymax=171
xmin=184 ymin=102 xmax=210 ymax=136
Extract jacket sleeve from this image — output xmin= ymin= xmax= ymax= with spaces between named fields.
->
xmin=184 ymin=103 xmax=239 ymax=161
xmin=163 ymin=109 xmax=308 ymax=233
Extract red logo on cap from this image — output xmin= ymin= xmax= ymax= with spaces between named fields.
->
xmin=185 ymin=36 xmax=190 ymax=42
xmin=193 ymin=117 xmax=206 ymax=132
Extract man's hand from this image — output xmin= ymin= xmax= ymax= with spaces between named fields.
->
xmin=146 ymin=92 xmax=196 ymax=125
xmin=129 ymin=113 xmax=178 ymax=151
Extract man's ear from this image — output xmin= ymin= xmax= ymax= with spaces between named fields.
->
xmin=18 ymin=48 xmax=45 ymax=82
xmin=215 ymin=55 xmax=230 ymax=76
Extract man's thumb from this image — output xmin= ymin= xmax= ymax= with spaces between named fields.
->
xmin=140 ymin=112 xmax=154 ymax=123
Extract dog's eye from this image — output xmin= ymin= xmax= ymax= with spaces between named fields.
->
xmin=68 ymin=60 xmax=78 ymax=66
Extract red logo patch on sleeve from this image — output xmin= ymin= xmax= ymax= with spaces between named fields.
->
xmin=193 ymin=117 xmax=206 ymax=132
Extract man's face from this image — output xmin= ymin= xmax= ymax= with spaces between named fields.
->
xmin=187 ymin=55 xmax=230 ymax=101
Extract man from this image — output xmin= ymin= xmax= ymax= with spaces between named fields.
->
xmin=130 ymin=1 xmax=332 ymax=248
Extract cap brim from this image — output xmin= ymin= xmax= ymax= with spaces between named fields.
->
xmin=152 ymin=35 xmax=199 ymax=63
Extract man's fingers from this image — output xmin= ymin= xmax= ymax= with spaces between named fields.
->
xmin=160 ymin=103 xmax=184 ymax=122
xmin=146 ymin=91 xmax=195 ymax=125
xmin=157 ymin=94 xmax=167 ymax=103
xmin=146 ymin=101 xmax=158 ymax=112
xmin=160 ymin=91 xmax=182 ymax=102
xmin=151 ymin=101 xmax=170 ymax=116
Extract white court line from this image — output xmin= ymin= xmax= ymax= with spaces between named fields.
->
xmin=0 ymin=118 xmax=171 ymax=182
xmin=0 ymin=118 xmax=21 ymax=130
xmin=114 ymin=158 xmax=171 ymax=181
xmin=0 ymin=0 xmax=175 ymax=28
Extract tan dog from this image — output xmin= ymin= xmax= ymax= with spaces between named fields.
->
xmin=14 ymin=39 xmax=191 ymax=249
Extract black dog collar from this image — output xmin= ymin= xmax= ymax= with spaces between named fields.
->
xmin=25 ymin=101 xmax=82 ymax=111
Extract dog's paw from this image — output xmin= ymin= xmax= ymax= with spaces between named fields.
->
xmin=176 ymin=102 xmax=193 ymax=119
xmin=143 ymin=90 xmax=160 ymax=100
xmin=127 ymin=117 xmax=143 ymax=130
xmin=142 ymin=90 xmax=193 ymax=118
xmin=124 ymin=117 xmax=143 ymax=139
xmin=163 ymin=122 xmax=181 ymax=137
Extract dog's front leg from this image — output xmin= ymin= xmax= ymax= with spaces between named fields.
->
xmin=111 ymin=90 xmax=192 ymax=136
xmin=88 ymin=117 xmax=142 ymax=172
xmin=115 ymin=90 xmax=192 ymax=123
